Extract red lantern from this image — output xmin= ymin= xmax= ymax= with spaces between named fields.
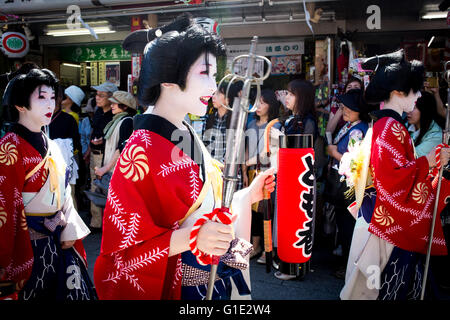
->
xmin=277 ymin=148 xmax=315 ymax=263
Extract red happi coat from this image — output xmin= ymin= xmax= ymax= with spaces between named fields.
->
xmin=0 ymin=132 xmax=87 ymax=298
xmin=94 ymin=128 xmax=203 ymax=300
xmin=368 ymin=117 xmax=448 ymax=255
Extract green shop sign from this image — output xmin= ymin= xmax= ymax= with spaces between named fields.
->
xmin=60 ymin=44 xmax=131 ymax=62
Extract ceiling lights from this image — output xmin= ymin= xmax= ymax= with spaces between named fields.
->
xmin=45 ymin=20 xmax=115 ymax=37
xmin=421 ymin=3 xmax=448 ymax=19
xmin=421 ymin=11 xmax=448 ymax=19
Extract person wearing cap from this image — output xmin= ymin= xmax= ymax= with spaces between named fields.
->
xmin=325 ymin=88 xmax=371 ymax=280
xmin=94 ymin=91 xmax=136 ymax=178
xmin=88 ymin=81 xmax=117 ymax=230
xmin=62 ymin=85 xmax=85 ymax=125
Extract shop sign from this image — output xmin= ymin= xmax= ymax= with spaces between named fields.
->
xmin=263 ymin=42 xmax=304 ymax=55
xmin=0 ymin=32 xmax=29 ymax=58
xmin=227 ymin=41 xmax=304 ymax=58
xmin=60 ymin=44 xmax=131 ymax=62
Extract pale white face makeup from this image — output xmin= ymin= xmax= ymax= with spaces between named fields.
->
xmin=18 ymin=85 xmax=55 ymax=132
xmin=181 ymin=52 xmax=218 ymax=116
xmin=386 ymin=89 xmax=421 ymax=116
xmin=403 ymin=90 xmax=421 ymax=113
xmin=153 ymin=52 xmax=218 ymax=129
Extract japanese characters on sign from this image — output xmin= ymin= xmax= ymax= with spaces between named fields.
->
xmin=90 ymin=62 xmax=98 ymax=86
xmin=98 ymin=61 xmax=106 ymax=84
xmin=277 ymin=148 xmax=315 ymax=263
xmin=80 ymin=62 xmax=87 ymax=86
xmin=60 ymin=44 xmax=131 ymax=62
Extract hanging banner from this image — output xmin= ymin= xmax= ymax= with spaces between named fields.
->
xmin=98 ymin=61 xmax=106 ymax=84
xmin=277 ymin=148 xmax=315 ymax=263
xmin=0 ymin=32 xmax=29 ymax=58
xmin=127 ymin=74 xmax=133 ymax=94
xmin=105 ymin=62 xmax=120 ymax=87
xmin=90 ymin=62 xmax=98 ymax=86
xmin=131 ymin=54 xmax=141 ymax=79
xmin=80 ymin=62 xmax=87 ymax=86
xmin=271 ymin=55 xmax=302 ymax=75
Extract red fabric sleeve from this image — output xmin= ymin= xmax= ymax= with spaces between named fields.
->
xmin=93 ymin=130 xmax=190 ymax=299
xmin=0 ymin=134 xmax=34 ymax=292
xmin=368 ymin=118 xmax=447 ymax=255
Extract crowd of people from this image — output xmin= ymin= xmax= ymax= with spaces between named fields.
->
xmin=0 ymin=13 xmax=449 ymax=301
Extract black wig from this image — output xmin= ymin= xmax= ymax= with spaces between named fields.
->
xmin=122 ymin=13 xmax=226 ymax=106
xmin=362 ymin=49 xmax=424 ymax=104
xmin=3 ymin=68 xmax=59 ymax=122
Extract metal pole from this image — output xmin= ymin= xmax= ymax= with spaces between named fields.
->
xmin=205 ymin=36 xmax=272 ymax=300
xmin=420 ymin=63 xmax=450 ymax=300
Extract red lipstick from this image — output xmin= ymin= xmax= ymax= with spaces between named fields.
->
xmin=45 ymin=113 xmax=52 ymax=118
xmin=200 ymin=96 xmax=211 ymax=106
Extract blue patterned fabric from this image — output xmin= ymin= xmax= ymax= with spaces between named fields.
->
xmin=378 ymin=246 xmax=426 ymax=300
xmin=180 ymin=251 xmax=250 ymax=300
xmin=358 ymin=187 xmax=439 ymax=300
xmin=19 ymin=215 xmax=97 ymax=300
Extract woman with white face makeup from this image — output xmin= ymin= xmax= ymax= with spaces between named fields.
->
xmin=340 ymin=50 xmax=450 ymax=300
xmin=94 ymin=13 xmax=275 ymax=300
xmin=0 ymin=69 xmax=96 ymax=300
